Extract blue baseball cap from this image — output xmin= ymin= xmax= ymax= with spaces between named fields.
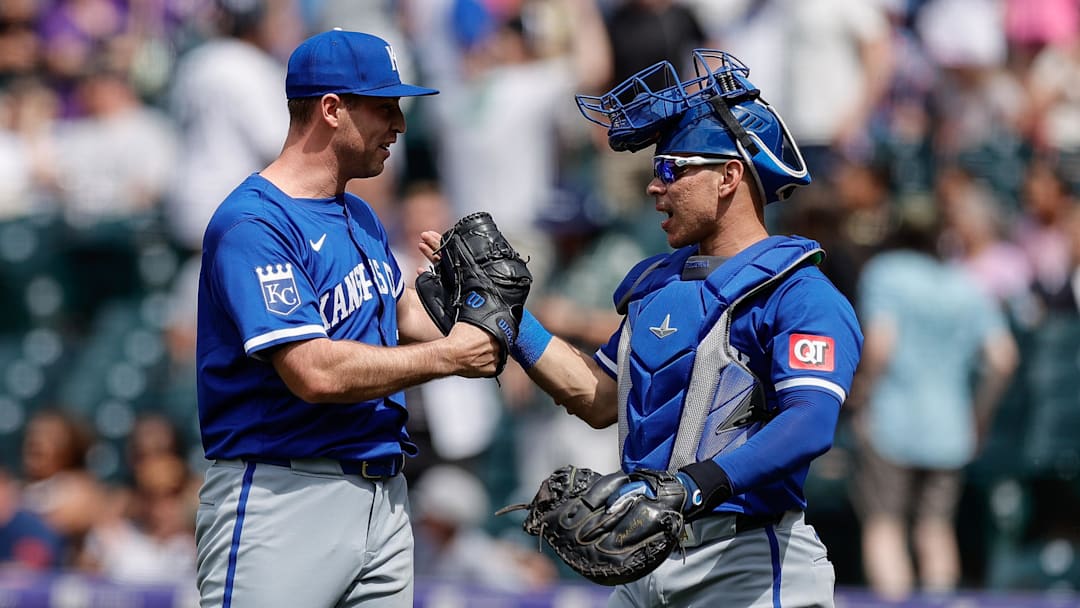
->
xmin=285 ymin=29 xmax=438 ymax=99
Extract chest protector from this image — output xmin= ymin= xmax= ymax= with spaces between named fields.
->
xmin=615 ymin=236 xmax=823 ymax=473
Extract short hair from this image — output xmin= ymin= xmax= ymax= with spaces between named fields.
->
xmin=287 ymin=97 xmax=320 ymax=124
xmin=287 ymin=94 xmax=365 ymax=125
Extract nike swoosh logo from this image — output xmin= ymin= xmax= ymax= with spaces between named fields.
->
xmin=310 ymin=233 xmax=327 ymax=252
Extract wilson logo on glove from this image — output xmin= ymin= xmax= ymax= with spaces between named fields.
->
xmin=497 ymin=318 xmax=516 ymax=343
xmin=465 ymin=292 xmax=485 ymax=308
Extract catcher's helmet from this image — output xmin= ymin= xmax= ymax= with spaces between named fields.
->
xmin=576 ymin=50 xmax=810 ymax=204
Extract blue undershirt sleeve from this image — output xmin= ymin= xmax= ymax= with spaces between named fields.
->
xmin=712 ymin=387 xmax=841 ymax=493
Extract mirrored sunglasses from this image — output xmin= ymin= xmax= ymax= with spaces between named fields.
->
xmin=652 ymin=155 xmax=735 ymax=185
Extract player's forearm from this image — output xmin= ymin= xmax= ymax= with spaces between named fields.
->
xmin=509 ymin=310 xmax=617 ymax=427
xmin=525 ymin=336 xmax=618 ymax=429
xmin=271 ymin=336 xmax=470 ymax=403
xmin=713 ymin=389 xmax=841 ymax=493
xmin=397 ymin=286 xmax=445 ymax=343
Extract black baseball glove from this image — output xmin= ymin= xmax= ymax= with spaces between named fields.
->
xmin=415 ymin=212 xmax=532 ymax=375
xmin=496 ymin=465 xmax=687 ymax=586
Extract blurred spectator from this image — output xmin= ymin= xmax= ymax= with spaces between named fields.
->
xmin=1004 ymin=0 xmax=1080 ymax=75
xmin=787 ymin=0 xmax=893 ymax=167
xmin=165 ymin=0 xmax=291 ymax=256
xmin=830 ymin=153 xmax=898 ymax=299
xmin=20 ymin=409 xmax=108 ymax=566
xmin=0 ymin=0 xmax=42 ymax=81
xmin=412 ymin=464 xmax=556 ymax=590
xmin=37 ymin=0 xmax=150 ymax=115
xmin=740 ymin=0 xmax=892 ymax=177
xmin=1012 ymin=157 xmax=1079 ymax=315
xmin=851 ymin=202 xmax=1019 ymax=599
xmin=390 ymin=183 xmax=503 ymax=484
xmin=592 ymin=0 xmax=707 ymax=217
xmin=0 ymin=77 xmax=57 ymax=218
xmin=124 ymin=413 xmax=202 ymax=484
xmin=1031 ymin=198 xmax=1080 ymax=314
xmin=421 ymin=0 xmax=612 ymax=293
xmin=1026 ymin=39 xmax=1080 ymax=181
xmin=695 ymin=0 xmax=784 ymax=99
xmin=533 ymin=186 xmax=639 ymax=347
xmin=44 ymin=60 xmax=179 ymax=226
xmin=920 ymin=0 xmax=1027 ymax=188
xmin=937 ymin=165 xmax=1030 ymax=300
xmin=0 ymin=466 xmax=62 ymax=571
xmin=601 ymin=0 xmax=706 ymax=83
xmin=917 ymin=0 xmax=1008 ymax=72
xmin=79 ymin=451 xmax=197 ymax=584
xmin=703 ymin=0 xmax=892 ymax=233
xmin=0 ymin=82 xmax=39 ymax=215
xmin=870 ymin=1 xmax=938 ymax=200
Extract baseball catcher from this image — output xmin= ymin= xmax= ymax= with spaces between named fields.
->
xmin=497 ymin=465 xmax=718 ymax=586
xmin=415 ymin=212 xmax=532 ymax=375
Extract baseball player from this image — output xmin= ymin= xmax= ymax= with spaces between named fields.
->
xmin=430 ymin=50 xmax=864 ymax=606
xmin=193 ymin=30 xmax=500 ymax=607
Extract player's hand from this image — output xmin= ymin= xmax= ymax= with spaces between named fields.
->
xmin=418 ymin=230 xmax=442 ymax=263
xmin=444 ymin=321 xmax=500 ymax=378
xmin=605 ymin=471 xmax=700 ymax=516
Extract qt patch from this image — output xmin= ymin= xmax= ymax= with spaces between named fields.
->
xmin=789 ymin=334 xmax=835 ymax=371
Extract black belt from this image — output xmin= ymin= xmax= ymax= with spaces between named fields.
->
xmin=733 ymin=511 xmax=786 ymax=533
xmin=246 ymin=455 xmax=405 ymax=480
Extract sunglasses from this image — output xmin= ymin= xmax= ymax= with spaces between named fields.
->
xmin=652 ymin=155 xmax=736 ymax=185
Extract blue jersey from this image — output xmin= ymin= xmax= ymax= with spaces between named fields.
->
xmin=196 ymin=174 xmax=412 ymax=462
xmin=595 ymin=237 xmax=862 ymax=515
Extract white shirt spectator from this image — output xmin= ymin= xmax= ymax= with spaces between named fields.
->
xmin=166 ymin=37 xmax=287 ymax=251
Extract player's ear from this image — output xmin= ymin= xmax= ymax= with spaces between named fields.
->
xmin=717 ymin=159 xmax=744 ymax=199
xmin=320 ymin=94 xmax=344 ymax=127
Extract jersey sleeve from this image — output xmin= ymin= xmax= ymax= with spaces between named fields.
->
xmin=207 ymin=219 xmax=328 ymax=357
xmin=593 ymin=317 xmax=626 ymax=379
xmin=769 ymin=271 xmax=863 ymax=404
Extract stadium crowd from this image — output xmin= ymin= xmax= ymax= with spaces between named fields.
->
xmin=0 ymin=0 xmax=1078 ymax=601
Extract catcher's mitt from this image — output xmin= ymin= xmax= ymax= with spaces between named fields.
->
xmin=415 ymin=212 xmax=532 ymax=375
xmin=496 ymin=465 xmax=687 ymax=586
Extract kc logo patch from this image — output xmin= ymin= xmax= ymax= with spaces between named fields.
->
xmin=789 ymin=334 xmax=835 ymax=371
xmin=256 ymin=263 xmax=300 ymax=316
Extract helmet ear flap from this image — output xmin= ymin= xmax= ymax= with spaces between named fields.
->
xmin=742 ymin=100 xmax=811 ymax=203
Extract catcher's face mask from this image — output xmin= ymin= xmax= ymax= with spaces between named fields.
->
xmin=576 ymin=49 xmax=810 ymax=205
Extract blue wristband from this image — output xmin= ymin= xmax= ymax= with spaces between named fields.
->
xmin=510 ymin=310 xmax=553 ymax=369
